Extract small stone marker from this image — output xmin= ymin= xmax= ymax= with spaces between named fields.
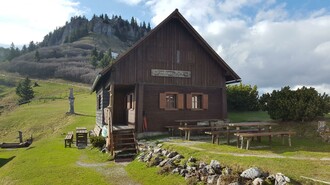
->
xmin=68 ymin=88 xmax=75 ymax=114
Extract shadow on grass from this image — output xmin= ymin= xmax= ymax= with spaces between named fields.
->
xmin=233 ymin=136 xmax=330 ymax=156
xmin=66 ymin=112 xmax=95 ymax=118
xmin=0 ymin=156 xmax=15 ymax=168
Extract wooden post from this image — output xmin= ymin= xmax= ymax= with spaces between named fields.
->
xmin=107 ymin=84 xmax=115 ymax=156
xmin=18 ymin=131 xmax=23 ymax=143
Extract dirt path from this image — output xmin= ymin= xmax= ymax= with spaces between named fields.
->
xmin=76 ymin=161 xmax=141 ymax=185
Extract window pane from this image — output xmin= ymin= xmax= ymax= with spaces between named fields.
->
xmin=192 ymin=94 xmax=202 ymax=109
xmin=166 ymin=94 xmax=177 ymax=109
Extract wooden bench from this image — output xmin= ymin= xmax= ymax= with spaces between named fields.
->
xmin=205 ymin=128 xmax=261 ymax=145
xmin=90 ymin=125 xmax=102 ymax=137
xmin=234 ymin=131 xmax=296 ymax=150
xmin=64 ymin=131 xmax=73 ymax=148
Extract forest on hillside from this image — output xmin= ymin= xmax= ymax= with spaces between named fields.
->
xmin=0 ymin=14 xmax=151 ymax=84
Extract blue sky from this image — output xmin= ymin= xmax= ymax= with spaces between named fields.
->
xmin=1 ymin=0 xmax=330 ymax=94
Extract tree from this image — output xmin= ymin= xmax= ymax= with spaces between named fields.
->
xmin=262 ymin=86 xmax=330 ymax=122
xmin=90 ymin=55 xmax=98 ymax=69
xmin=34 ymin=50 xmax=40 ymax=62
xmin=28 ymin=41 xmax=37 ymax=52
xmin=16 ymin=77 xmax=34 ymax=103
xmin=227 ymin=83 xmax=259 ymax=111
xmin=98 ymin=53 xmax=111 ymax=68
xmin=8 ymin=42 xmax=19 ymax=60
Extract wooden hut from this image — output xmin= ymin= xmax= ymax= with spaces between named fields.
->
xmin=91 ymin=9 xmax=240 ymax=158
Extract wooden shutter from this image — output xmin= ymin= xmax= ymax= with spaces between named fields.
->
xmin=159 ymin=93 xmax=166 ymax=109
xmin=186 ymin=93 xmax=192 ymax=109
xmin=202 ymin=94 xmax=208 ymax=110
xmin=177 ymin=93 xmax=184 ymax=109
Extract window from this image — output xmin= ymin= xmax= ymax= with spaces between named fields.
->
xmin=186 ymin=93 xmax=208 ymax=110
xmin=166 ymin=94 xmax=177 ymax=109
xmin=192 ymin=94 xmax=202 ymax=109
xmin=159 ymin=92 xmax=184 ymax=110
xmin=97 ymin=94 xmax=102 ymax=110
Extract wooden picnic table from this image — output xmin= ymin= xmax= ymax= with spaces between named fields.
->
xmin=167 ymin=119 xmax=223 ymax=137
xmin=226 ymin=122 xmax=278 ymax=146
xmin=234 ymin=131 xmax=296 ymax=149
xmin=178 ymin=125 xmax=226 ymax=140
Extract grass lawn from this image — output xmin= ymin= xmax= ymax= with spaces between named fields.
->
xmin=1 ymin=73 xmax=330 ymax=185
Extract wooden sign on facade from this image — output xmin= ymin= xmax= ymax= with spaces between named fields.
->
xmin=151 ymin=69 xmax=191 ymax=78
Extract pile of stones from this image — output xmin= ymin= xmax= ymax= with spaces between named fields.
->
xmin=137 ymin=142 xmax=290 ymax=185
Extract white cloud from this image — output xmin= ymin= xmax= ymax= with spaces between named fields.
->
xmin=0 ymin=0 xmax=82 ymax=46
xmin=118 ymin=0 xmax=144 ymax=6
xmin=145 ymin=0 xmax=330 ymax=94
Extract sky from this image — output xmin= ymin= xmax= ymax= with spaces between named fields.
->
xmin=1 ymin=0 xmax=330 ymax=94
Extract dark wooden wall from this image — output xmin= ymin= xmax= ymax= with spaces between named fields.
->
xmin=112 ymin=18 xmax=226 ymax=88
xmin=142 ymin=84 xmax=224 ymax=132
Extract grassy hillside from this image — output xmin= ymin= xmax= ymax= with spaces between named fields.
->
xmin=0 ymin=75 xmax=111 ymax=184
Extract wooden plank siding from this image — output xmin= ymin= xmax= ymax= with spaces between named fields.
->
xmin=112 ymin=18 xmax=226 ymax=88
xmin=95 ymin=86 xmax=110 ymax=127
xmin=142 ymin=84 xmax=224 ymax=132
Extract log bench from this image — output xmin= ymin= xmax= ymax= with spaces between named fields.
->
xmin=234 ymin=131 xmax=296 ymax=150
xmin=205 ymin=128 xmax=261 ymax=145
xmin=64 ymin=131 xmax=73 ymax=148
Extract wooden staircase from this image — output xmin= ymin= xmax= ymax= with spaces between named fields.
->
xmin=104 ymin=84 xmax=138 ymax=162
xmin=112 ymin=126 xmax=138 ymax=162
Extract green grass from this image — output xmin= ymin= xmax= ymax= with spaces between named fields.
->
xmin=0 ymin=77 xmax=113 ymax=185
xmin=228 ymin=111 xmax=271 ymax=122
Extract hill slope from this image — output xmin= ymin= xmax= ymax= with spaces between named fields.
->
xmin=1 ymin=15 xmax=151 ymax=84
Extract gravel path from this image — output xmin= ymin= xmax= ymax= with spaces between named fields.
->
xmin=76 ymin=161 xmax=141 ymax=185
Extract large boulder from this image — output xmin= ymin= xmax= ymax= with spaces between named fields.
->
xmin=240 ymin=167 xmax=261 ymax=179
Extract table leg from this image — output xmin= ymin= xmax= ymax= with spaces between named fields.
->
xmin=236 ymin=126 xmax=240 ymax=147
xmin=240 ymin=136 xmax=244 ymax=149
xmin=246 ymin=138 xmax=251 ymax=150
xmin=257 ymin=126 xmax=262 ymax=142
xmin=211 ymin=135 xmax=215 ymax=144
xmin=288 ymin=135 xmax=292 ymax=147
xmin=268 ymin=126 xmax=272 ymax=142
xmin=187 ymin=131 xmax=191 ymax=141
xmin=226 ymin=126 xmax=230 ymax=144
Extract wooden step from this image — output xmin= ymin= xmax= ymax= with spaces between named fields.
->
xmin=114 ymin=147 xmax=137 ymax=153
xmin=115 ymin=137 xmax=135 ymax=141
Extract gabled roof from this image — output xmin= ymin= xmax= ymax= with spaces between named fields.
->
xmin=91 ymin=9 xmax=241 ymax=92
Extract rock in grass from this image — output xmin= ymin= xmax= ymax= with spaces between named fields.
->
xmin=253 ymin=177 xmax=264 ymax=185
xmin=167 ymin=151 xmax=178 ymax=158
xmin=207 ymin=175 xmax=219 ymax=184
xmin=240 ymin=167 xmax=261 ymax=179
xmin=210 ymin=160 xmax=222 ymax=174
xmin=275 ymin=173 xmax=290 ymax=185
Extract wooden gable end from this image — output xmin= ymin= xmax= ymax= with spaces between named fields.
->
xmin=112 ymin=18 xmax=226 ymax=87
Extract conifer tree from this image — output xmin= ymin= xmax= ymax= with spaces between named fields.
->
xmin=16 ymin=77 xmax=34 ymax=103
